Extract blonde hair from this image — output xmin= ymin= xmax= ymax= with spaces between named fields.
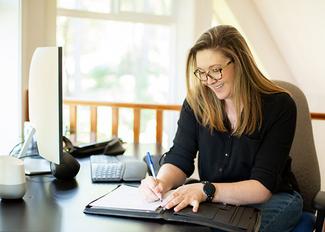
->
xmin=186 ymin=25 xmax=287 ymax=136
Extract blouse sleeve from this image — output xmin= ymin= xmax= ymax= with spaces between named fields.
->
xmin=163 ymin=99 xmax=199 ymax=177
xmin=250 ymin=93 xmax=297 ymax=193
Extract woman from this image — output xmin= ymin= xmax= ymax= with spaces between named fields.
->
xmin=139 ymin=25 xmax=303 ymax=232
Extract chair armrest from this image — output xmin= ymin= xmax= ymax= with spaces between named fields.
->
xmin=314 ymin=191 xmax=325 ymax=211
xmin=313 ymin=191 xmax=325 ymax=232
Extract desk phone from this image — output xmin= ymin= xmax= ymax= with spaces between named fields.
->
xmin=90 ymin=155 xmax=147 ymax=182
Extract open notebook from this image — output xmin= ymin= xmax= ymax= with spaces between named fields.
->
xmin=89 ymin=184 xmax=174 ymax=212
xmin=84 ymin=185 xmax=261 ymax=232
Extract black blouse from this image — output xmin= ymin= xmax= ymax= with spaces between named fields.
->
xmin=164 ymin=92 xmax=298 ymax=193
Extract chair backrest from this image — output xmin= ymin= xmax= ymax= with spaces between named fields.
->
xmin=274 ymin=80 xmax=320 ymax=212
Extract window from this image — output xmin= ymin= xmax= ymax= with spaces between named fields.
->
xmin=57 ymin=0 xmax=177 ymax=145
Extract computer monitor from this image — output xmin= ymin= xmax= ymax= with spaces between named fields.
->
xmin=26 ymin=46 xmax=79 ymax=179
xmin=28 ymin=46 xmax=62 ymax=165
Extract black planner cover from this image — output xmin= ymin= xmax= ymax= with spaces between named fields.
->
xmin=84 ymin=185 xmax=261 ymax=232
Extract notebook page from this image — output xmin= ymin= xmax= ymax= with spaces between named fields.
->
xmin=90 ymin=185 xmax=174 ymax=212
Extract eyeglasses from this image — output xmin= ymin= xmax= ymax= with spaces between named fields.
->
xmin=193 ymin=61 xmax=232 ymax=82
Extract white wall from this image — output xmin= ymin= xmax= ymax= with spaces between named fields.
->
xmin=0 ymin=0 xmax=21 ymax=154
xmin=253 ymin=0 xmax=325 ymax=113
xmin=21 ymin=0 xmax=56 ymax=123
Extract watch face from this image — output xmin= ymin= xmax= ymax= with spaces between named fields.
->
xmin=203 ymin=181 xmax=215 ymax=201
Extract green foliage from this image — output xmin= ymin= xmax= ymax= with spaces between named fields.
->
xmin=89 ymin=65 xmax=116 ymax=89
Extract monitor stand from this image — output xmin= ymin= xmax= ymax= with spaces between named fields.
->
xmin=18 ymin=125 xmax=51 ymax=175
xmin=23 ymin=157 xmax=51 ymax=175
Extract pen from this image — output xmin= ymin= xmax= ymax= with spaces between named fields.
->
xmin=145 ymin=152 xmax=162 ymax=201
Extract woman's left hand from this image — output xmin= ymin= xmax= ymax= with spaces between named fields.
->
xmin=162 ymin=183 xmax=207 ymax=213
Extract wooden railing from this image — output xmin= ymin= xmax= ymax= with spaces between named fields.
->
xmin=63 ymin=99 xmax=182 ymax=145
xmin=311 ymin=113 xmax=325 ymax=120
xmin=63 ymin=99 xmax=325 ymax=145
xmin=25 ymin=90 xmax=325 ymax=145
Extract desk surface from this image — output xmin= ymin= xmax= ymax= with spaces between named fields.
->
xmin=0 ymin=144 xmax=212 ymax=232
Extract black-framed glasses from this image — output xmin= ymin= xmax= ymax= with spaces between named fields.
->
xmin=193 ymin=61 xmax=232 ymax=82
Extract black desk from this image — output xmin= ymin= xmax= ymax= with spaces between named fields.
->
xmin=0 ymin=144 xmax=212 ymax=232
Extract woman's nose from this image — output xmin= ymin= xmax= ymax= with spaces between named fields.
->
xmin=206 ymin=74 xmax=217 ymax=85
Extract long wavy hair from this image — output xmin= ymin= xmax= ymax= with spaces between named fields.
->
xmin=185 ymin=25 xmax=287 ymax=136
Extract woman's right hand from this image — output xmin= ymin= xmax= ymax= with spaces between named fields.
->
xmin=139 ymin=176 xmax=168 ymax=202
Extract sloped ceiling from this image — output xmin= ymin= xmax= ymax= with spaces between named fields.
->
xmin=222 ymin=0 xmax=325 ymax=112
xmin=253 ymin=0 xmax=325 ymax=112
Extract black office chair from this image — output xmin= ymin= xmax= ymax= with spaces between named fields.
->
xmin=273 ymin=80 xmax=324 ymax=232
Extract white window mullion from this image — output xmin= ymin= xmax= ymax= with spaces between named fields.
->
xmin=57 ymin=8 xmax=174 ymax=25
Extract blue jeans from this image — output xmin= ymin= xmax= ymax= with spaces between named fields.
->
xmin=253 ymin=191 xmax=303 ymax=232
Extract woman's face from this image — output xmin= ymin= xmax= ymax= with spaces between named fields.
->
xmin=195 ymin=49 xmax=235 ymax=102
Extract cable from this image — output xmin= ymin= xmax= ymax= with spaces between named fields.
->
xmin=18 ymin=154 xmax=41 ymax=159
xmin=9 ymin=142 xmax=24 ymax=156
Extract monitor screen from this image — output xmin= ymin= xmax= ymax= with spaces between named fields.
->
xmin=26 ymin=47 xmax=62 ymax=173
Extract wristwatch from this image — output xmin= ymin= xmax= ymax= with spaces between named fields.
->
xmin=202 ymin=181 xmax=216 ymax=202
